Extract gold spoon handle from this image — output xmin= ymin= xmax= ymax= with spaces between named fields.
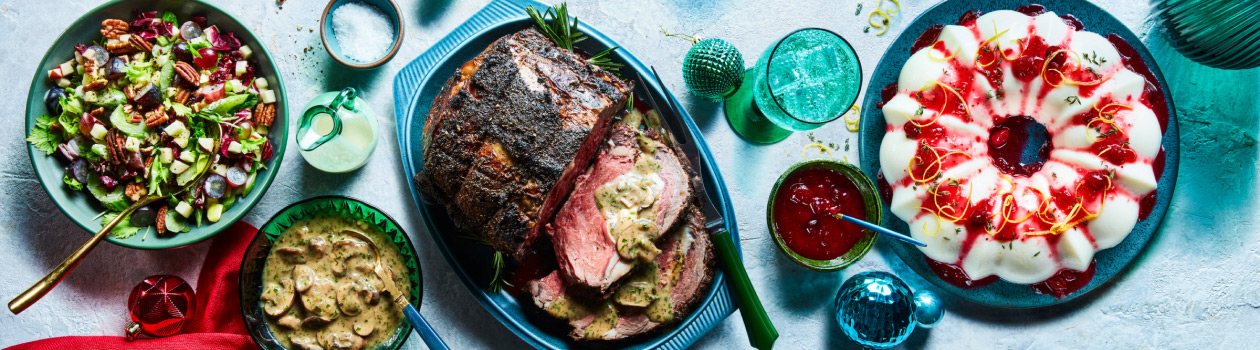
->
xmin=8 ymin=197 xmax=153 ymax=314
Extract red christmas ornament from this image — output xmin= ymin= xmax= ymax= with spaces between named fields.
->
xmin=125 ymin=275 xmax=196 ymax=340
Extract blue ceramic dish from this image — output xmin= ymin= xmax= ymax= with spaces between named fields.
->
xmin=392 ymin=0 xmax=738 ymax=348
xmin=320 ymin=0 xmax=404 ymax=69
xmin=857 ymin=0 xmax=1180 ymax=308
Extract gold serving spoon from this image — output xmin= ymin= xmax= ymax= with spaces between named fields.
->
xmin=340 ymin=229 xmax=448 ymax=350
xmin=9 ymin=123 xmax=222 ymax=315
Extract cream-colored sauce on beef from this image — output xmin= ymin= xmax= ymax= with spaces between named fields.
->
xmin=261 ymin=216 xmax=411 ymax=350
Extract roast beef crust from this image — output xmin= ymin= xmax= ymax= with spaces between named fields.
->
xmin=416 ymin=28 xmax=630 ymax=259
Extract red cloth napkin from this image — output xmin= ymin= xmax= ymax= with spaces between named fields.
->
xmin=7 ymin=221 xmax=262 ymax=350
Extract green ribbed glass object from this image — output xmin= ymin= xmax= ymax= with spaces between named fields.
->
xmin=683 ymin=38 xmax=745 ymax=101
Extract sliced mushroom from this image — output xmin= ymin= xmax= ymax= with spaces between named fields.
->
xmin=301 ymin=315 xmax=334 ymax=329
xmin=277 ymin=315 xmax=301 ymax=329
xmin=293 ymin=265 xmax=316 ymax=293
xmin=300 ymin=279 xmax=340 ymax=320
xmin=290 ymin=335 xmax=323 ymax=350
xmin=276 ymin=246 xmax=306 ymax=264
xmin=336 ymin=282 xmax=364 ymax=317
xmin=308 ymin=236 xmax=328 ymax=258
xmin=345 ymin=272 xmax=381 ymax=305
xmin=331 ymin=238 xmax=372 ymax=277
xmin=321 ymin=331 xmax=364 ymax=350
xmin=260 ymin=277 xmax=295 ymax=317
xmin=352 ymin=320 xmax=375 ymax=337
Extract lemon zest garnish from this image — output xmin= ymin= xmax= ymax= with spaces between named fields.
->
xmin=869 ymin=11 xmax=892 ymax=36
xmin=882 ymin=0 xmax=900 ymax=14
xmin=934 ymin=81 xmax=973 ymax=121
xmin=844 ymin=105 xmax=862 ymax=132
xmin=927 ymin=40 xmax=959 ymax=62
xmin=974 ymin=24 xmax=1011 ymax=68
xmin=802 ymin=143 xmax=834 ymax=160
xmin=1041 ymin=49 xmax=1110 ymax=87
xmin=916 ymin=207 xmax=943 ymax=237
xmin=1000 ymin=38 xmax=1024 ymax=61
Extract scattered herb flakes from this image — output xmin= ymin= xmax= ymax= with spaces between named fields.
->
xmin=1065 ymin=96 xmax=1081 ymax=105
xmin=856 ymin=3 xmax=863 ymax=15
xmin=864 ymin=26 xmax=871 ymax=33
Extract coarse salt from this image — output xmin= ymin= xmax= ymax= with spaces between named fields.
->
xmin=330 ymin=2 xmax=395 ymax=63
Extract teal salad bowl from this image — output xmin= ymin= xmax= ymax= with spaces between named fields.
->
xmin=24 ymin=0 xmax=289 ymax=250
xmin=238 ymin=196 xmax=424 ymax=350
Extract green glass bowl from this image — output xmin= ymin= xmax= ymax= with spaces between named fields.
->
xmin=24 ymin=0 xmax=288 ymax=249
xmin=238 ymin=196 xmax=422 ymax=350
xmin=766 ymin=159 xmax=882 ymax=271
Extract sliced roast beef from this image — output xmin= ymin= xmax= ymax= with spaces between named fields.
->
xmin=547 ymin=112 xmax=692 ymax=292
xmin=528 ymin=208 xmax=714 ymax=340
xmin=416 ymin=27 xmax=632 ymax=260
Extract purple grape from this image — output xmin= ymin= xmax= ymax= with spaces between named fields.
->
xmin=225 ymin=166 xmax=247 ymax=188
xmin=70 ymin=159 xmax=90 ymax=184
xmin=179 ymin=21 xmax=203 ymax=41
xmin=173 ymin=42 xmax=192 ymax=62
xmin=44 ymin=88 xmax=65 ymax=116
xmin=204 ymin=174 xmax=227 ymax=199
xmin=105 ymin=56 xmax=128 ymax=80
xmin=130 ymin=206 xmax=158 ymax=226
xmin=133 ymin=83 xmax=162 ymax=107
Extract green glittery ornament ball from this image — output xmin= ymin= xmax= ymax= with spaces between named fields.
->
xmin=682 ymin=38 xmax=745 ymax=101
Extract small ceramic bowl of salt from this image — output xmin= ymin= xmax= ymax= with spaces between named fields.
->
xmin=320 ymin=0 xmax=403 ymax=69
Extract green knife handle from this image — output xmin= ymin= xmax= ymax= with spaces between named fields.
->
xmin=713 ymin=229 xmax=778 ymax=350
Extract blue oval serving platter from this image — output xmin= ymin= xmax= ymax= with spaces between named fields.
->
xmin=392 ymin=0 xmax=738 ymax=348
xmin=857 ymin=0 xmax=1179 ymax=308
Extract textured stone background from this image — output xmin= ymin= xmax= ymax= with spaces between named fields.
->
xmin=1 ymin=0 xmax=1257 ymax=348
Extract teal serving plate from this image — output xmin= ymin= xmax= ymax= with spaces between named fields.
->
xmin=858 ymin=0 xmax=1179 ymax=308
xmin=393 ymin=0 xmax=738 ymax=348
xmin=24 ymin=0 xmax=288 ymax=250
xmin=239 ymin=196 xmax=423 ymax=350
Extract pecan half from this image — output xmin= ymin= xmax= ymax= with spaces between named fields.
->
xmin=129 ymin=111 xmax=144 ymax=123
xmin=129 ymin=35 xmax=153 ymax=53
xmin=144 ymin=106 xmax=169 ymax=127
xmin=173 ymin=88 xmax=192 ymax=105
xmin=101 ymin=19 xmax=129 ymax=39
xmin=174 ymin=62 xmax=199 ymax=87
xmin=156 ymin=206 xmax=168 ymax=234
xmin=125 ymin=182 xmax=147 ymax=202
xmin=254 ymin=103 xmax=276 ymax=127
xmin=124 ymin=86 xmax=135 ymax=101
xmin=90 ymin=107 xmax=104 ymax=118
xmin=83 ymin=79 xmax=108 ymax=92
xmin=107 ymin=40 xmax=134 ymax=54
xmin=105 ymin=130 xmax=123 ymax=165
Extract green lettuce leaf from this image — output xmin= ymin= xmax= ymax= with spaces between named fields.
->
xmin=26 ymin=115 xmax=63 ymax=154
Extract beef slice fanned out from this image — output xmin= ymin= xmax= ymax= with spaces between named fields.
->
xmin=547 ymin=112 xmax=692 ymax=292
xmin=416 ymin=27 xmax=632 ymax=260
xmin=528 ymin=208 xmax=714 ymax=340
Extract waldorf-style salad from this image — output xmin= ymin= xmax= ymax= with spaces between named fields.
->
xmin=26 ymin=10 xmax=280 ymax=238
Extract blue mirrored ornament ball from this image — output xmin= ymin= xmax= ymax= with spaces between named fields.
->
xmin=834 ymin=271 xmax=942 ymax=349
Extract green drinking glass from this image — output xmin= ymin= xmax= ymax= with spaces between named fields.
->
xmin=725 ymin=28 xmax=862 ymax=143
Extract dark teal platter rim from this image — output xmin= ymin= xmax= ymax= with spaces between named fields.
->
xmin=392 ymin=0 xmax=738 ymax=348
xmin=857 ymin=0 xmax=1180 ymax=308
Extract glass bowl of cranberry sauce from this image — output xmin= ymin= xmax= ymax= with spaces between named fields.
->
xmin=767 ymin=159 xmax=883 ymax=271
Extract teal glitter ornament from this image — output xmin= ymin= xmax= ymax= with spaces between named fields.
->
xmin=834 ymin=271 xmax=942 ymax=349
xmin=666 ymin=28 xmax=744 ymax=101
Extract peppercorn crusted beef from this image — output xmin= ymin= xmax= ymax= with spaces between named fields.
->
xmin=417 ymin=27 xmax=632 ymax=260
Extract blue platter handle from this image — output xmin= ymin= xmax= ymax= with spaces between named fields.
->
xmin=403 ymin=304 xmax=450 ymax=350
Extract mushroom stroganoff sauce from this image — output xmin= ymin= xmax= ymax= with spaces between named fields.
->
xmin=260 ymin=216 xmax=411 ymax=350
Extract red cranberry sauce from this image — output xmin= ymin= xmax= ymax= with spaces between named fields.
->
xmin=987 ymin=115 xmax=1052 ymax=177
xmin=773 ymin=168 xmax=870 ymax=261
xmin=1030 ymin=262 xmax=1096 ymax=298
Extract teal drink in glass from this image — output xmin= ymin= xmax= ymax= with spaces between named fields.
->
xmin=725 ymin=28 xmax=862 ymax=143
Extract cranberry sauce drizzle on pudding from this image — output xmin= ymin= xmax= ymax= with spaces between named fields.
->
xmin=877 ymin=8 xmax=1165 ymax=297
xmin=260 ymin=216 xmax=412 ymax=349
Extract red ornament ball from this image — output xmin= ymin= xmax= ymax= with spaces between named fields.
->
xmin=125 ymin=275 xmax=196 ymax=340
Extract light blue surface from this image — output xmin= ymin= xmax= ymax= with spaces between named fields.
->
xmin=392 ymin=0 xmax=739 ymax=348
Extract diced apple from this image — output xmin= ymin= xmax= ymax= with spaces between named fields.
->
xmin=260 ymin=89 xmax=276 ymax=104
xmin=206 ymin=203 xmax=224 ymax=223
xmin=227 ymin=141 xmax=243 ymax=154
xmin=90 ymin=124 xmax=108 ymax=140
xmin=179 ymin=150 xmax=195 ymax=163
xmin=254 ymin=77 xmax=269 ymax=89
xmin=235 ymin=61 xmax=248 ymax=76
xmin=159 ymin=148 xmax=174 ymax=163
xmin=164 ymin=120 xmax=187 ymax=138
xmin=170 ymin=160 xmax=190 ymax=175
xmin=57 ymin=78 xmax=71 ymax=88
xmin=212 ymin=164 xmax=228 ymax=177
xmin=173 ymin=135 xmax=189 ymax=148
xmin=124 ymin=137 xmax=141 ymax=152
xmin=227 ymin=79 xmax=244 ymax=93
xmin=239 ymin=45 xmax=253 ymax=59
xmin=175 ymin=201 xmax=194 ymax=218
xmin=198 ymin=138 xmax=214 ymax=152
xmin=198 ymin=73 xmax=209 ymax=86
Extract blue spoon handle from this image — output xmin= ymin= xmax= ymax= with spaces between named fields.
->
xmin=839 ymin=214 xmax=928 ymax=247
xmin=403 ymin=304 xmax=449 ymax=350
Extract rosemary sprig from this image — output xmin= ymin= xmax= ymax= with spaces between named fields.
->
xmin=527 ymin=3 xmax=622 ymax=74
xmin=625 ymin=91 xmax=635 ymax=112
xmin=488 ymin=251 xmax=513 ymax=293
xmin=526 ymin=3 xmax=585 ymax=51
xmin=586 ymin=46 xmax=625 ymax=74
